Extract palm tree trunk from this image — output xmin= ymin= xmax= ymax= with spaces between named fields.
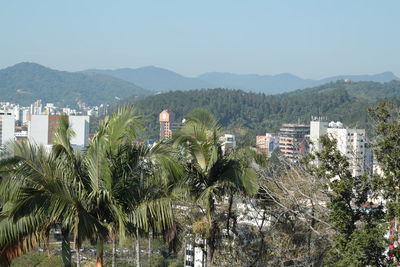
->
xmin=76 ymin=246 xmax=81 ymax=267
xmin=183 ymin=240 xmax=186 ymax=267
xmin=136 ymin=228 xmax=140 ymax=267
xmin=61 ymin=227 xmax=72 ymax=267
xmin=148 ymin=234 xmax=151 ymax=266
xmin=226 ymin=194 xmax=234 ymax=239
xmin=45 ymin=228 xmax=50 ymax=258
xmin=112 ymin=235 xmax=116 ymax=267
xmin=206 ymin=238 xmax=212 ymax=267
xmin=96 ymin=237 xmax=104 ymax=267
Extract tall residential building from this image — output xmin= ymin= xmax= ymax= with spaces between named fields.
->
xmin=309 ymin=119 xmax=329 ymax=157
xmin=310 ymin=120 xmax=368 ymax=177
xmin=256 ymin=133 xmax=280 ymax=155
xmin=279 ymin=123 xmax=310 ymax=162
xmin=30 ymin=99 xmax=43 ymax=115
xmin=28 ymin=115 xmax=89 ymax=149
xmin=159 ymin=109 xmax=175 ymax=140
xmin=0 ymin=111 xmax=15 ymax=146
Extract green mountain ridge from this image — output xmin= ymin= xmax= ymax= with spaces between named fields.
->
xmin=287 ymin=80 xmax=400 ymax=101
xmin=0 ymin=62 xmax=151 ymax=107
xmin=131 ymin=81 xmax=400 ymax=144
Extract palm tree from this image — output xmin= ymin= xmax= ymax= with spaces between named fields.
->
xmin=124 ymin=141 xmax=183 ymax=267
xmin=0 ymin=107 xmax=183 ymax=267
xmin=79 ymin=106 xmax=140 ymax=267
xmin=173 ymin=109 xmax=258 ymax=266
xmin=0 ymin=140 xmax=105 ymax=267
xmin=83 ymin=106 xmax=182 ymax=267
xmin=0 ymin=209 xmax=45 ymax=266
xmin=52 ymin=115 xmax=108 ymax=267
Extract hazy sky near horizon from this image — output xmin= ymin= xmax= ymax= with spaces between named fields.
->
xmin=1 ymin=0 xmax=399 ymax=79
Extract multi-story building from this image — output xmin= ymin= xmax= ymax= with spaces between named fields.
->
xmin=256 ymin=133 xmax=280 ymax=155
xmin=159 ymin=109 xmax=179 ymax=140
xmin=310 ymin=120 xmax=368 ymax=177
xmin=220 ymin=134 xmax=236 ymax=154
xmin=256 ymin=136 xmax=269 ymax=154
xmin=0 ymin=111 xmax=15 ymax=146
xmin=28 ymin=114 xmax=89 ymax=149
xmin=15 ymin=131 xmax=28 ymax=142
xmin=184 ymin=239 xmax=206 ymax=267
xmin=279 ymin=123 xmax=310 ymax=162
xmin=30 ymin=99 xmax=43 ymax=115
xmin=309 ymin=119 xmax=329 ymax=159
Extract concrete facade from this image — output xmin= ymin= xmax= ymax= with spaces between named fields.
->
xmin=310 ymin=120 xmax=368 ymax=177
xmin=0 ymin=111 xmax=15 ymax=146
xmin=28 ymin=114 xmax=89 ymax=149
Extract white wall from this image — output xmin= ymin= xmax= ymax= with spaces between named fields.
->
xmin=0 ymin=113 xmax=15 ymax=145
xmin=327 ymin=128 xmax=366 ymax=177
xmin=309 ymin=121 xmax=328 ymax=156
xmin=69 ymin=115 xmax=90 ymax=148
xmin=28 ymin=115 xmax=49 ymax=145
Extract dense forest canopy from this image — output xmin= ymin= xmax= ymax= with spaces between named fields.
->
xmin=131 ymin=80 xmax=400 ymax=143
xmin=288 ymin=80 xmax=400 ymax=101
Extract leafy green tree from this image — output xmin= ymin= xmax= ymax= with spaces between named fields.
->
xmin=369 ymin=101 xmax=400 ymax=264
xmin=307 ymin=135 xmax=386 ymax=266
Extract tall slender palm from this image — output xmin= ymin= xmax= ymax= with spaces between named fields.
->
xmin=173 ymin=109 xmax=258 ymax=266
xmin=52 ymin=116 xmax=108 ymax=267
xmin=83 ymin=106 xmax=182 ymax=267
xmin=124 ymin=141 xmax=184 ymax=267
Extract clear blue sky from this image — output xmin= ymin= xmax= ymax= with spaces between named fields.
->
xmin=1 ymin=0 xmax=399 ymax=78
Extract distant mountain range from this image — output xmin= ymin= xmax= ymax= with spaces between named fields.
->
xmin=0 ymin=62 xmax=150 ymax=106
xmin=84 ymin=66 xmax=400 ymax=94
xmin=0 ymin=62 xmax=399 ymax=107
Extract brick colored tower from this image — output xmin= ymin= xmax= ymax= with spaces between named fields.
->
xmin=159 ymin=109 xmax=174 ymax=140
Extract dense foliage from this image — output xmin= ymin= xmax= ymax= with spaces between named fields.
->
xmin=132 ymin=87 xmax=364 ymax=143
xmin=2 ymin=105 xmax=400 ymax=266
xmin=131 ymin=81 xmax=400 ymax=144
xmin=289 ymin=80 xmax=400 ymax=101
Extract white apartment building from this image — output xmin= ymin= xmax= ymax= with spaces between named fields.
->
xmin=30 ymin=100 xmax=43 ymax=115
xmin=69 ymin=115 xmax=90 ymax=148
xmin=184 ymin=239 xmax=206 ymax=267
xmin=0 ymin=111 xmax=15 ymax=146
xmin=28 ymin=114 xmax=89 ymax=149
xmin=220 ymin=134 xmax=236 ymax=154
xmin=310 ymin=120 xmax=368 ymax=177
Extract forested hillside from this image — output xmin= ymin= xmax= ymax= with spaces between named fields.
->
xmin=0 ymin=62 xmax=151 ymax=106
xmin=132 ymin=84 xmax=383 ymax=143
xmin=288 ymin=80 xmax=400 ymax=101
